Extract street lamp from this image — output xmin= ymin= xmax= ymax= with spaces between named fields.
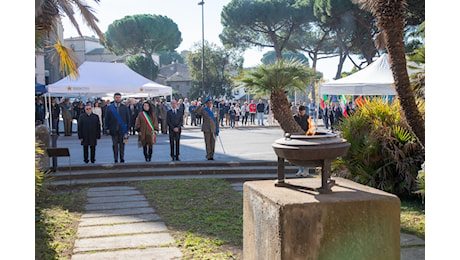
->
xmin=198 ymin=1 xmax=205 ymax=96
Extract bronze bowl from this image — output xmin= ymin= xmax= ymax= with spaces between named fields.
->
xmin=272 ymin=132 xmax=350 ymax=193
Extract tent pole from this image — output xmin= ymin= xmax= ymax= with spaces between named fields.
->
xmin=48 ymin=93 xmax=52 ymax=131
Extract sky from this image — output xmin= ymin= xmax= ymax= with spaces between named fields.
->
xmin=61 ymin=0 xmax=356 ymax=81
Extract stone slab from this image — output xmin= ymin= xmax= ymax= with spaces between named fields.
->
xmin=78 ymin=221 xmax=169 ymax=238
xmin=73 ymin=233 xmax=175 ymax=253
xmin=87 ymin=186 xmax=136 ymax=192
xmin=87 ymin=195 xmax=147 ymax=204
xmin=85 ymin=201 xmax=150 ymax=211
xmin=78 ymin=213 xmax=161 ymax=226
xmin=81 ymin=207 xmax=155 ymax=218
xmin=71 ymin=247 xmax=183 ymax=260
xmin=87 ymin=190 xmax=141 ymax=197
xmin=243 ymin=178 xmax=401 ymax=260
xmin=400 ymin=233 xmax=425 ymax=246
xmin=401 ymin=247 xmax=425 ymax=260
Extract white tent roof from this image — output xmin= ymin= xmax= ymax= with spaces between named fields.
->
xmin=48 ymin=61 xmax=172 ymax=98
xmin=319 ymin=54 xmax=397 ymax=96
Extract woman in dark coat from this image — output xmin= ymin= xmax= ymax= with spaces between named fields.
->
xmin=78 ymin=104 xmax=101 ymax=163
xmin=135 ymin=101 xmax=160 ymax=162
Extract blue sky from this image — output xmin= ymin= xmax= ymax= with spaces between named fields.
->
xmin=62 ymin=0 xmax=356 ymax=80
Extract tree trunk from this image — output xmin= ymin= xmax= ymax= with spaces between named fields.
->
xmin=377 ymin=0 xmax=425 ymax=146
xmin=334 ymin=31 xmax=348 ymax=80
xmin=270 ymin=90 xmax=304 ymax=134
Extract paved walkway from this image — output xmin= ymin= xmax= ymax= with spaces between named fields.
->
xmin=72 ymin=186 xmax=182 ymax=260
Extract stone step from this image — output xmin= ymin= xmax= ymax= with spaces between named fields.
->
xmin=77 ymin=221 xmax=169 ymax=238
xmin=73 ymin=233 xmax=175 ymax=253
xmin=58 ymin=160 xmax=282 ymax=172
xmin=50 ymin=165 xmax=298 ymax=181
xmin=78 ymin=213 xmax=161 ymax=227
xmin=71 ymin=247 xmax=183 ymax=260
xmin=81 ymin=207 xmax=155 ymax=218
xmin=50 ymin=172 xmax=301 ymax=186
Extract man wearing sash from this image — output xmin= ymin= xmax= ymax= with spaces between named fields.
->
xmin=135 ymin=101 xmax=159 ymax=162
xmin=166 ymin=100 xmax=183 ymax=161
xmin=105 ymin=93 xmax=130 ymax=163
xmin=196 ymin=97 xmax=219 ymax=160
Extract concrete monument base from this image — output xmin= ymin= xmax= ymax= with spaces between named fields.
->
xmin=243 ymin=177 xmax=400 ymax=260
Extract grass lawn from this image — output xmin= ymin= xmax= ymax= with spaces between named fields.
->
xmin=35 ymin=187 xmax=87 ymax=260
xmin=35 ymin=179 xmax=425 ymax=259
xmin=136 ymin=179 xmax=243 ymax=259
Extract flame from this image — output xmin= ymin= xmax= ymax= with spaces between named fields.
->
xmin=306 ymin=117 xmax=315 ymax=135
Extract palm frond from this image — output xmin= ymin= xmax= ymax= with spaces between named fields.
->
xmin=49 ymin=38 xmax=80 ymax=79
xmin=71 ymin=0 xmax=105 ymax=40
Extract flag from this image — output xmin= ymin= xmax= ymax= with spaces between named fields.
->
xmin=355 ymin=95 xmax=366 ymax=107
xmin=340 ymin=95 xmax=348 ymax=117
xmin=320 ymin=94 xmax=327 ymax=109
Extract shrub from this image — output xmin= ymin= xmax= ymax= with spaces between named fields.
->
xmin=335 ymin=98 xmax=425 ymax=196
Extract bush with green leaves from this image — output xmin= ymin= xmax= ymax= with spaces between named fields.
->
xmin=335 ymin=98 xmax=424 ymax=197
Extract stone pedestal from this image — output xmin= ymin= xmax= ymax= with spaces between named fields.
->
xmin=243 ymin=178 xmax=400 ymax=260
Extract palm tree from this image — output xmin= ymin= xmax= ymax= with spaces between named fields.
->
xmin=239 ymin=59 xmax=316 ymax=134
xmin=35 ymin=0 xmax=104 ymax=78
xmin=353 ymin=0 xmax=425 ymax=146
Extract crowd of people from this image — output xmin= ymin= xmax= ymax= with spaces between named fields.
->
xmin=35 ymin=94 xmax=230 ymax=164
xmin=35 ymin=94 xmax=358 ymax=165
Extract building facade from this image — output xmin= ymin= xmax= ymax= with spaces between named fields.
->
xmin=156 ymin=62 xmax=192 ymax=98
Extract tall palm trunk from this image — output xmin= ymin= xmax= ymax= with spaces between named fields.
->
xmin=356 ymin=0 xmax=425 ymax=146
xmin=271 ymin=90 xmax=304 ymax=134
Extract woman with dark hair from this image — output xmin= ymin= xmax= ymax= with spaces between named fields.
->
xmin=135 ymin=101 xmax=160 ymax=161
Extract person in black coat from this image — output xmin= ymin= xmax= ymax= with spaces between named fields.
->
xmin=50 ymin=98 xmax=61 ymax=135
xmin=127 ymin=99 xmax=139 ymax=135
xmin=104 ymin=93 xmax=131 ymax=163
xmin=294 ymin=105 xmax=310 ymax=132
xmin=78 ymin=104 xmax=101 ymax=163
xmin=166 ymin=100 xmax=183 ymax=161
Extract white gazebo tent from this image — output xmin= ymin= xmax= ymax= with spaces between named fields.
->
xmin=48 ymin=61 xmax=172 ymax=98
xmin=319 ymin=54 xmax=397 ymax=96
xmin=47 ymin=61 xmax=173 ymax=133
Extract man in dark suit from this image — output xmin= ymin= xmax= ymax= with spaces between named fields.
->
xmin=78 ymin=104 xmax=101 ymax=163
xmin=166 ymin=100 xmax=183 ymax=161
xmin=104 ymin=93 xmax=130 ymax=163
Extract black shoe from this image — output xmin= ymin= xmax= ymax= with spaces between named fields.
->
xmin=207 ymin=157 xmax=214 ymax=160
xmin=84 ymin=160 xmax=89 ymax=164
xmin=120 ymin=160 xmax=125 ymax=163
xmin=175 ymin=156 xmax=180 ymax=161
xmin=114 ymin=160 xmax=118 ymax=163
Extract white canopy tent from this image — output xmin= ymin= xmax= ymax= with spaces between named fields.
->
xmin=319 ymin=54 xmax=397 ymax=96
xmin=48 ymin=61 xmax=172 ymax=98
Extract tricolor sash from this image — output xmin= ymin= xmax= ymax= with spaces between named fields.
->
xmin=205 ymin=106 xmax=219 ymax=136
xmin=109 ymin=104 xmax=129 ymax=142
xmin=141 ymin=111 xmax=156 ymax=135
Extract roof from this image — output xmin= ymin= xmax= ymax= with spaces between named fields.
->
xmin=165 ymin=71 xmax=191 ymax=82
xmin=319 ymin=54 xmax=397 ymax=96
xmin=86 ymin=48 xmax=106 ymax=55
xmin=48 ymin=61 xmax=172 ymax=98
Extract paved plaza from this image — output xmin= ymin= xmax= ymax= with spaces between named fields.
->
xmin=51 ymin=121 xmax=294 ymax=166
